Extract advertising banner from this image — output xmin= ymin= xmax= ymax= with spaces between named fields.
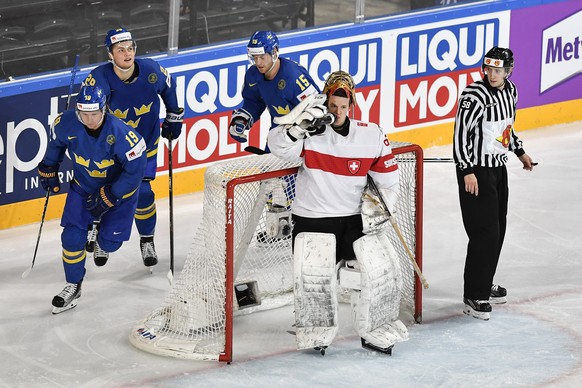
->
xmin=1 ymin=0 xmax=581 ymax=228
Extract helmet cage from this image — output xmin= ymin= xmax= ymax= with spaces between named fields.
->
xmin=323 ymin=71 xmax=357 ymax=106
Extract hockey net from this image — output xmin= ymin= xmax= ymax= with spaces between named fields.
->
xmin=129 ymin=142 xmax=423 ymax=362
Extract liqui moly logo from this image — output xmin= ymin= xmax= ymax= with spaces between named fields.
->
xmin=394 ymin=19 xmax=500 ymax=128
xmin=540 ymin=10 xmax=582 ymax=93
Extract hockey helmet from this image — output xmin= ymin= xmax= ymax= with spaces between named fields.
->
xmin=247 ymin=30 xmax=279 ymax=57
xmin=482 ymin=47 xmax=514 ymax=70
xmin=323 ymin=71 xmax=357 ymax=106
xmin=76 ymin=85 xmax=106 ymax=111
xmin=104 ymin=27 xmax=136 ymax=52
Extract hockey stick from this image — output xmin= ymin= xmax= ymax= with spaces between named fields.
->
xmin=22 ymin=190 xmax=51 ymax=279
xmin=22 ymin=55 xmax=80 ymax=279
xmin=244 ymin=145 xmax=267 ymax=155
xmin=366 ymin=175 xmax=429 ymax=289
xmin=167 ymin=137 xmax=175 ymax=284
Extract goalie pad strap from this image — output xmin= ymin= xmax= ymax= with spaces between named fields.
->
xmin=294 ymin=232 xmax=339 ymax=350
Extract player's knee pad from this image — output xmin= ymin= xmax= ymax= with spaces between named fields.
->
xmin=293 ymin=232 xmax=338 ymax=350
xmin=350 ymin=233 xmax=407 ymax=346
xmin=61 ymin=226 xmax=87 ymax=252
xmin=97 ymin=236 xmax=122 ymax=253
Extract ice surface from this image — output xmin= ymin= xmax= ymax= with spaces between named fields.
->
xmin=1 ymin=122 xmax=581 ymax=387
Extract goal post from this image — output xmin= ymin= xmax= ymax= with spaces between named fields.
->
xmin=129 ymin=142 xmax=423 ymax=363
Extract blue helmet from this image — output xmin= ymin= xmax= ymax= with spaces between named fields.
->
xmin=247 ymin=31 xmax=279 ymax=57
xmin=76 ymin=85 xmax=106 ymax=112
xmin=104 ymin=27 xmax=135 ymax=52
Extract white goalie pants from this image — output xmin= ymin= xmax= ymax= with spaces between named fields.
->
xmin=349 ymin=233 xmax=409 ymax=348
xmin=293 ymin=232 xmax=338 ymax=350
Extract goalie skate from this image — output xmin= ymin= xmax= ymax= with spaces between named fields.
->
xmin=52 ymin=281 xmax=82 ymax=314
xmin=361 ymin=338 xmax=393 ymax=355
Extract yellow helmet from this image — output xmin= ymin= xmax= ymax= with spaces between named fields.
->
xmin=323 ymin=70 xmax=356 ymax=106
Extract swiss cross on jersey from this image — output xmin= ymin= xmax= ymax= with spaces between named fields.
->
xmin=348 ymin=160 xmax=361 ymax=174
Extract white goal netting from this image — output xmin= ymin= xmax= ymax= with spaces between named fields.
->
xmin=129 ymin=142 xmax=423 ymax=362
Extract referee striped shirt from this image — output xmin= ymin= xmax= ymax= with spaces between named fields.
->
xmin=453 ymin=78 xmax=525 ymax=174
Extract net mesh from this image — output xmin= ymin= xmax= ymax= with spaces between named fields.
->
xmin=129 ymin=142 xmax=422 ymax=361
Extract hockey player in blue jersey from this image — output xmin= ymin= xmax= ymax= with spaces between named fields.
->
xmin=229 ymin=30 xmax=320 ymax=148
xmin=82 ymin=27 xmax=184 ymax=267
xmin=38 ymin=85 xmax=147 ymax=314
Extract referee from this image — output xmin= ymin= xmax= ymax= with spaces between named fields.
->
xmin=453 ymin=47 xmax=536 ymax=320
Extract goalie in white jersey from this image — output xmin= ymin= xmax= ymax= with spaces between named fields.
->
xmin=267 ymin=71 xmax=408 ymax=355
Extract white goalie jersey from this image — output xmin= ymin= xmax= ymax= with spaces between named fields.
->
xmin=267 ymin=119 xmax=399 ymax=218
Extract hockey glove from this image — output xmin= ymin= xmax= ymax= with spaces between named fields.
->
xmin=86 ymin=185 xmax=120 ymax=218
xmin=229 ymin=108 xmax=254 ymax=143
xmin=161 ymin=108 xmax=184 ymax=140
xmin=37 ymin=162 xmax=61 ymax=193
xmin=273 ymin=94 xmax=327 ymax=126
xmin=287 ymin=112 xmax=334 ymax=141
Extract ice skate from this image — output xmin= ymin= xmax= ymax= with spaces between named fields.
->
xmin=360 ymin=325 xmax=398 ymax=355
xmin=463 ymin=298 xmax=492 ymax=320
xmin=490 ymin=284 xmax=507 ymax=304
xmin=94 ymin=240 xmax=109 ymax=267
xmin=52 ymin=281 xmax=82 ymax=314
xmin=140 ymin=236 xmax=158 ymax=268
xmin=85 ymin=221 xmax=100 ymax=253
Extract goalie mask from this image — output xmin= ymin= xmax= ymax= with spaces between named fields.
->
xmin=482 ymin=46 xmax=514 ymax=78
xmin=323 ymin=71 xmax=357 ymax=107
xmin=76 ymin=85 xmax=107 ymax=128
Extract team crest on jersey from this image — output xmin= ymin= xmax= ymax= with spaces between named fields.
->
xmin=278 ymin=80 xmax=286 ymax=90
xmin=348 ymin=160 xmax=361 ymax=175
xmin=148 ymin=73 xmax=158 ymax=84
xmin=496 ymin=125 xmax=512 ymax=148
xmin=106 ymin=135 xmax=116 ymax=145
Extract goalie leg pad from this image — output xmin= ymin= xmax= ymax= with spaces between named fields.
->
xmin=351 ymin=234 xmax=407 ymax=349
xmin=293 ymin=232 xmax=339 ymax=350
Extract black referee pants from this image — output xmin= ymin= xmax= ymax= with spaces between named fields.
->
xmin=456 ymin=165 xmax=508 ymax=301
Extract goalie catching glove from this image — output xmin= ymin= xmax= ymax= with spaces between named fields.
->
xmin=161 ymin=108 xmax=184 ymax=140
xmin=229 ymin=108 xmax=254 ymax=143
xmin=86 ymin=185 xmax=120 ymax=218
xmin=273 ymin=93 xmax=334 ymax=141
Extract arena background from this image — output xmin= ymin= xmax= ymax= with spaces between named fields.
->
xmin=1 ymin=0 xmax=581 ymax=229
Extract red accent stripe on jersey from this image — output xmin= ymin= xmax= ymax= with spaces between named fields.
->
xmin=370 ymin=153 xmax=398 ymax=173
xmin=303 ymin=149 xmax=373 ymax=176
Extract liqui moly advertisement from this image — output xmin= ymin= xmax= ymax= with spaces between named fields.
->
xmin=2 ymin=0 xmax=582 ymax=213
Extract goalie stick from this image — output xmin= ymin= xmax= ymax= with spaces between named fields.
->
xmin=22 ymin=54 xmax=80 ymax=280
xmin=366 ymin=175 xmax=429 ymax=289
